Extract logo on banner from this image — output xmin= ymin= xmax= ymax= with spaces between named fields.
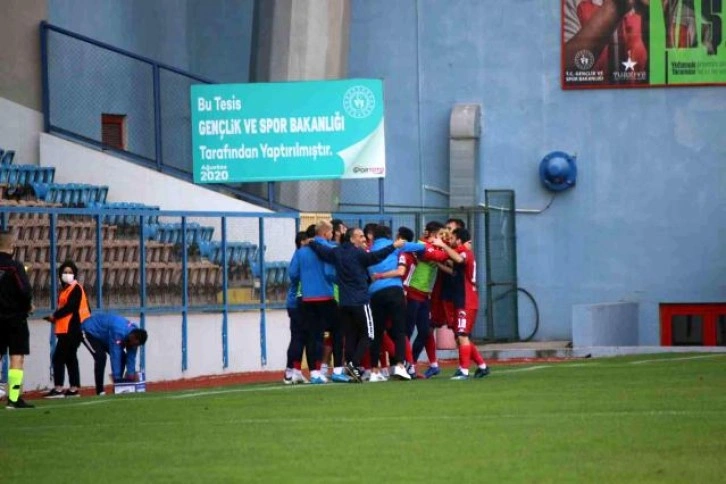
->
xmin=614 ymin=50 xmax=647 ymax=81
xmin=343 ymin=85 xmax=376 ymax=119
xmin=352 ymin=166 xmax=384 ymax=175
xmin=574 ymin=50 xmax=595 ymax=71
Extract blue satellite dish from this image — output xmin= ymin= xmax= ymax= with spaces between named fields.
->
xmin=539 ymin=151 xmax=577 ymax=192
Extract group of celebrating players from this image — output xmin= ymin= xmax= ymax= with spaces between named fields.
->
xmin=283 ymin=217 xmax=489 ymax=384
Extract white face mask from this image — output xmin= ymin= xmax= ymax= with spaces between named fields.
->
xmin=61 ymin=273 xmax=75 ymax=284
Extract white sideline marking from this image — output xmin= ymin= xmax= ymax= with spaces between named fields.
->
xmin=11 ymin=408 xmax=726 ymax=432
xmin=20 ymin=353 xmax=723 ymax=411
xmin=170 ymin=383 xmax=330 ymax=399
xmin=494 ymin=365 xmax=551 ymax=374
xmin=30 ymin=382 xmax=325 ymax=409
xmin=630 ymin=354 xmax=726 ymax=365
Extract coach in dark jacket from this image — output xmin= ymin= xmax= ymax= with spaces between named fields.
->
xmin=308 ymin=228 xmax=406 ymax=382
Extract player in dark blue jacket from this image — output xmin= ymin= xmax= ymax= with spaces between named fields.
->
xmin=308 ymin=228 xmax=407 ymax=382
xmin=81 ymin=312 xmax=148 ymax=395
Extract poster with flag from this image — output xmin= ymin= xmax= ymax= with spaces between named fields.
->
xmin=562 ymin=0 xmax=725 ymax=89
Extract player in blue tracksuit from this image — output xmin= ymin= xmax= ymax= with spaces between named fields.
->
xmin=81 ymin=312 xmax=148 ymax=395
xmin=288 ymin=221 xmax=345 ymax=383
xmin=367 ymin=226 xmax=425 ymax=379
xmin=308 ymin=227 xmax=407 ymax=382
xmin=284 ymin=231 xmax=312 ymax=385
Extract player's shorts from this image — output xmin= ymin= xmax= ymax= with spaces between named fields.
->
xmin=448 ymin=308 xmax=477 ymax=337
xmin=431 ymin=299 xmax=454 ymax=328
xmin=0 ymin=319 xmax=30 ymax=355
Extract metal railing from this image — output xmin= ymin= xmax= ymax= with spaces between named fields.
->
xmin=40 ymin=21 xmax=293 ymax=211
xmin=1 ymin=204 xmax=297 ymax=373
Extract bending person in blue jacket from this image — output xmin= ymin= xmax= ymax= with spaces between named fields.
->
xmin=308 ymin=227 xmax=410 ymax=382
xmin=81 ymin=312 xmax=148 ymax=395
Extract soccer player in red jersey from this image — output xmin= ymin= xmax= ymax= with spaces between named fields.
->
xmin=435 ymin=227 xmax=489 ymax=379
xmin=404 ymin=222 xmax=463 ymax=378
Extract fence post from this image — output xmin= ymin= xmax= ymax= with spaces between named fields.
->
xmin=40 ymin=21 xmax=51 ymax=133
xmin=267 ymin=182 xmax=275 ymax=209
xmin=221 ymin=216 xmax=229 ymax=369
xmin=94 ymin=213 xmax=103 ymax=308
xmin=181 ymin=216 xmax=188 ymax=371
xmin=49 ymin=213 xmax=58 ymax=384
xmin=139 ymin=215 xmax=147 ymax=371
xmin=258 ymin=217 xmax=267 ymax=367
xmin=153 ymin=65 xmax=163 ymax=171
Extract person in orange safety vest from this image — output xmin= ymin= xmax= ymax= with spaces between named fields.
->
xmin=43 ymin=260 xmax=91 ymax=398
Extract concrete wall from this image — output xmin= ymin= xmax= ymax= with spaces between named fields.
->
xmin=0 ymin=98 xmax=44 ymax=165
xmin=40 ymin=133 xmax=296 ymax=261
xmin=0 ymin=0 xmax=46 ymax=165
xmin=572 ymin=302 xmax=639 ymax=347
xmin=253 ymin=0 xmax=351 ymax=211
xmin=347 ymin=0 xmax=726 ymax=344
xmin=5 ymin=0 xmax=723 ymax=349
xmin=23 ymin=310 xmax=290 ymax=391
xmin=0 ymin=0 xmax=46 ymax=111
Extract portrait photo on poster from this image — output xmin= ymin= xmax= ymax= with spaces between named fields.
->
xmin=561 ymin=0 xmax=725 ymax=89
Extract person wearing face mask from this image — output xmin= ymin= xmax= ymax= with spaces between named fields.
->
xmin=43 ymin=260 xmax=91 ymax=398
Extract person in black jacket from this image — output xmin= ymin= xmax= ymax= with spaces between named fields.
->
xmin=0 ymin=231 xmax=34 ymax=409
xmin=308 ymin=228 xmax=406 ymax=382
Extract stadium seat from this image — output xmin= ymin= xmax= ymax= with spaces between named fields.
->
xmin=0 ymin=150 xmax=15 ymax=165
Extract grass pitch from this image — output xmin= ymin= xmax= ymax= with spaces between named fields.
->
xmin=2 ymin=353 xmax=725 ymax=483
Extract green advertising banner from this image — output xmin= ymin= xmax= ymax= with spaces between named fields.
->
xmin=190 ymin=79 xmax=385 ymax=183
xmin=562 ymin=0 xmax=726 ymax=89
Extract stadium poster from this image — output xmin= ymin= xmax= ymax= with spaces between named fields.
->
xmin=562 ymin=0 xmax=726 ymax=89
xmin=190 ymin=79 xmax=385 ymax=183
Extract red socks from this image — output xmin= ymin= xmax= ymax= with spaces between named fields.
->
xmin=405 ymin=337 xmax=414 ymax=364
xmin=470 ymin=344 xmax=485 ymax=366
xmin=425 ymin=332 xmax=437 ymax=364
xmin=458 ymin=344 xmax=472 ymax=370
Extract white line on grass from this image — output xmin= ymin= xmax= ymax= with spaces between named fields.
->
xmin=30 ymin=382 xmax=329 ymax=409
xmin=10 ymin=408 xmax=726 ymax=432
xmin=630 ymin=354 xmax=726 ymax=365
xmin=169 ymin=382 xmax=334 ymax=399
xmin=493 ymin=365 xmax=551 ymax=374
xmin=20 ymin=353 xmax=723 ymax=411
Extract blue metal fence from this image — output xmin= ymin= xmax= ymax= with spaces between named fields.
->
xmin=39 ymin=21 xmax=394 ymax=213
xmin=0 ymin=204 xmax=297 ymax=373
xmin=39 ymin=21 xmax=295 ymax=211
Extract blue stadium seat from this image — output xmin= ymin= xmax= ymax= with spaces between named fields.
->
xmin=0 ymin=150 xmax=15 ymax=165
xmin=198 ymin=240 xmax=214 ymax=258
xmin=250 ymin=261 xmax=261 ymax=279
xmin=31 ymin=182 xmax=50 ymax=200
xmin=142 ymin=223 xmax=159 ymax=240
